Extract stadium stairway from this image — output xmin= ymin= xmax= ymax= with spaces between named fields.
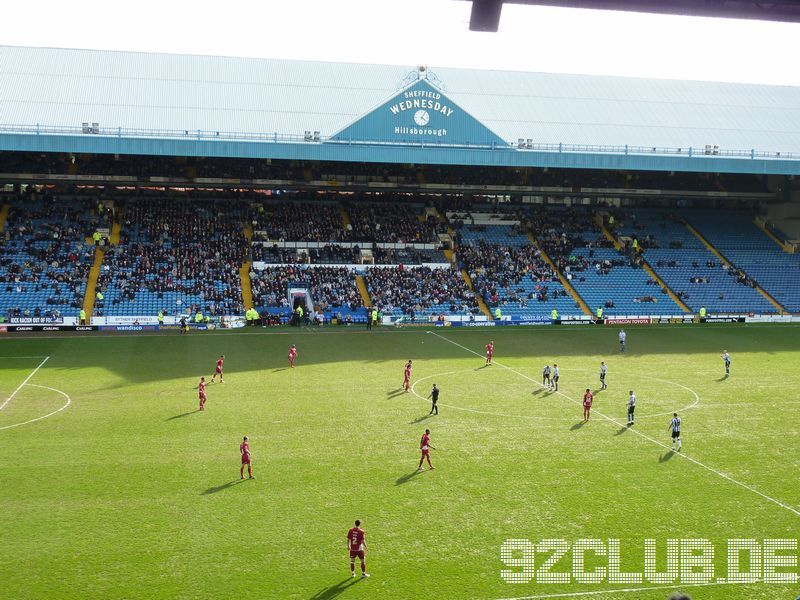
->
xmin=459 ymin=268 xmax=493 ymax=319
xmin=597 ymin=215 xmax=692 ymax=314
xmin=339 ymin=203 xmax=352 ymax=231
xmin=240 ymin=222 xmax=254 ymax=310
xmin=82 ymin=247 xmax=105 ymax=322
xmin=526 ymin=232 xmax=593 ymax=317
xmin=753 ymin=216 xmax=793 ymax=253
xmin=0 ymin=203 xmax=9 ymax=232
xmin=685 ymin=221 xmax=787 ymax=314
xmin=109 ymin=218 xmax=121 ymax=245
xmin=356 ymin=275 xmax=372 ymax=307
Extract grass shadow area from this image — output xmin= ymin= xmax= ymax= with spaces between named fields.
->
xmin=659 ymin=451 xmax=676 ymax=463
xmin=201 ymin=479 xmax=247 ymax=495
xmin=409 ymin=414 xmax=434 ymax=424
xmin=395 ymin=469 xmax=424 ymax=486
xmin=165 ymin=410 xmax=199 ymax=421
xmin=309 ymin=577 xmax=362 ymax=599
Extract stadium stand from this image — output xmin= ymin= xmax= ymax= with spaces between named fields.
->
xmin=96 ymin=198 xmax=246 ymax=317
xmin=456 ymin=234 xmax=578 ymax=318
xmin=249 ymin=265 xmax=364 ymax=320
xmin=613 ymin=210 xmax=776 ymax=313
xmin=0 ymin=195 xmax=107 ymax=320
xmin=363 ymin=266 xmax=478 ymax=318
xmin=686 ymin=211 xmax=799 ymax=312
xmin=531 ymin=207 xmax=685 ymax=315
xmin=250 ymin=199 xmax=346 ymax=242
xmin=346 ymin=201 xmax=440 ymax=244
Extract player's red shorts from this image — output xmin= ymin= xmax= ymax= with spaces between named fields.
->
xmin=349 ymin=550 xmax=365 ymax=560
xmin=421 ymin=449 xmax=430 ymax=456
xmin=199 ymin=392 xmax=207 ymax=400
xmin=241 ymin=454 xmax=251 ymax=465
xmin=487 ymin=352 xmax=493 ymax=358
xmin=214 ymin=366 xmax=222 ymax=374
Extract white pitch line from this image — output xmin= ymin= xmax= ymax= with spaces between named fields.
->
xmin=492 ymin=579 xmax=758 ymax=600
xmin=427 ymin=331 xmax=800 ymax=519
xmin=0 ymin=355 xmax=49 ymax=411
xmin=0 ymin=384 xmax=71 ymax=431
xmin=410 ymin=368 xmax=700 ymax=423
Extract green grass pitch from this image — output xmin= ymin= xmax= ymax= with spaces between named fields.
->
xmin=1 ymin=324 xmax=800 ymax=600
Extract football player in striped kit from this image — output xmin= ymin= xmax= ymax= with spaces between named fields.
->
xmin=599 ymin=361 xmax=607 ymax=390
xmin=668 ymin=413 xmax=682 ymax=452
xmin=626 ymin=390 xmax=635 ymax=426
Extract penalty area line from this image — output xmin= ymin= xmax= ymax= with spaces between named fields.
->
xmin=0 ymin=355 xmax=50 ymax=411
xmin=426 ymin=331 xmax=800 ymax=519
xmin=0 ymin=384 xmax=72 ymax=431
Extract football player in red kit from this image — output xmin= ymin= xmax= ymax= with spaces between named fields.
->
xmin=403 ymin=360 xmax=413 ymax=392
xmin=240 ymin=436 xmax=254 ymax=479
xmin=211 ymin=354 xmax=225 ymax=383
xmin=485 ymin=340 xmax=494 ymax=365
xmin=583 ymin=388 xmax=594 ymax=422
xmin=346 ymin=519 xmax=370 ymax=578
xmin=288 ymin=344 xmax=298 ymax=368
xmin=198 ymin=376 xmax=207 ymax=411
xmin=417 ymin=428 xmax=435 ymax=471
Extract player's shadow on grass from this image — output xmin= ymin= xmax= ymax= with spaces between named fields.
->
xmin=409 ymin=414 xmax=433 ymax=424
xmin=165 ymin=410 xmax=199 ymax=421
xmin=614 ymin=426 xmax=629 ymax=436
xmin=395 ymin=470 xmax=424 ymax=486
xmin=387 ymin=389 xmax=405 ymax=398
xmin=715 ymin=376 xmax=729 ymax=382
xmin=201 ymin=479 xmax=246 ymax=495
xmin=532 ymin=388 xmax=545 ymax=395
xmin=273 ymin=368 xmax=287 ymax=373
xmin=569 ymin=421 xmax=585 ymax=431
xmin=310 ymin=576 xmax=361 ymax=599
xmin=474 ymin=365 xmax=489 ymax=371
xmin=659 ymin=451 xmax=676 ymax=463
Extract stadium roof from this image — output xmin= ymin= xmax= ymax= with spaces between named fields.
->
xmin=2 ymin=45 xmax=800 ymax=175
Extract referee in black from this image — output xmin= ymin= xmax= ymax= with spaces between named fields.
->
xmin=427 ymin=384 xmax=440 ymax=415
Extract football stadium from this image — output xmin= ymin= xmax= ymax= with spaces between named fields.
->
xmin=2 ymin=3 xmax=800 ymax=599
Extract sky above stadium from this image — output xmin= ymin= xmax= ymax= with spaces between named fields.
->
xmin=4 ymin=0 xmax=800 ymax=87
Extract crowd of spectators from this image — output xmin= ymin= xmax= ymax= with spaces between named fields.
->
xmin=95 ymin=199 xmax=246 ymax=316
xmin=251 ymin=201 xmax=346 ymax=242
xmin=458 ymin=240 xmax=566 ymax=305
xmin=1 ymin=194 xmax=103 ymax=318
xmin=249 ymin=266 xmax=363 ymax=313
xmin=363 ymin=266 xmax=477 ymax=315
xmin=346 ymin=203 xmax=440 ymax=243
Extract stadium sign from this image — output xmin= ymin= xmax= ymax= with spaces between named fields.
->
xmin=10 ymin=316 xmax=64 ymax=324
xmin=329 ymin=78 xmax=505 ymax=147
xmin=604 ymin=317 xmax=652 ymax=325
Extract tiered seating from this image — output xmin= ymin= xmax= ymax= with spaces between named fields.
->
xmin=373 ymin=247 xmax=448 ymax=265
xmin=251 ymin=200 xmax=345 ymax=242
xmin=533 ymin=207 xmax=684 ymax=315
xmin=346 ymin=202 xmax=439 ymax=243
xmin=0 ymin=197 xmax=104 ymax=319
xmin=458 ymin=224 xmax=529 ymax=247
xmin=687 ymin=211 xmax=800 ymax=312
xmin=363 ymin=266 xmax=477 ymax=318
xmin=249 ymin=266 xmax=365 ymax=319
xmin=97 ymin=199 xmax=246 ymax=317
xmin=614 ymin=211 xmax=774 ymax=313
xmin=456 ymin=233 xmax=577 ymax=318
